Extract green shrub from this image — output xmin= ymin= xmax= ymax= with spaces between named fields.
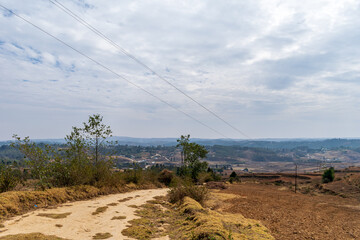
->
xmin=157 ymin=169 xmax=173 ymax=186
xmin=0 ymin=165 xmax=19 ymax=192
xmin=169 ymin=179 xmax=208 ymax=205
xmin=322 ymin=167 xmax=335 ymax=183
xmin=122 ymin=167 xmax=144 ymax=184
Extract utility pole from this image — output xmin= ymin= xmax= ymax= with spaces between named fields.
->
xmin=295 ymin=163 xmax=298 ymax=194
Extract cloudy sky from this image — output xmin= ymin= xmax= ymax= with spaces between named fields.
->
xmin=1 ymin=0 xmax=360 ymax=140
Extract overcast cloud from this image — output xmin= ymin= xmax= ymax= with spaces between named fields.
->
xmin=1 ymin=0 xmax=360 ymax=140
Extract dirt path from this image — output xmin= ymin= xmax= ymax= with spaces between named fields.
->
xmin=221 ymin=183 xmax=360 ymax=240
xmin=0 ymin=188 xmax=168 ymax=239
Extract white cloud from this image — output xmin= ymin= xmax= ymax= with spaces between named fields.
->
xmin=1 ymin=0 xmax=360 ymax=140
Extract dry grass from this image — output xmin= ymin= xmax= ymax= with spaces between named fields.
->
xmin=0 ymin=183 xmax=158 ymax=221
xmin=55 ymin=224 xmax=63 ymax=228
xmin=111 ymin=216 xmax=126 ymax=220
xmin=128 ymin=205 xmax=139 ymax=208
xmin=178 ymin=197 xmax=274 ymax=240
xmin=37 ymin=212 xmax=71 ymax=219
xmin=92 ymin=232 xmax=112 ymax=239
xmin=118 ymin=197 xmax=133 ymax=202
xmin=0 ymin=224 xmax=4 ymax=228
xmin=122 ymin=195 xmax=273 ymax=240
xmin=91 ymin=206 xmax=108 ymax=215
xmin=0 ymin=233 xmax=68 ymax=240
xmin=106 ymin=202 xmax=118 ymax=206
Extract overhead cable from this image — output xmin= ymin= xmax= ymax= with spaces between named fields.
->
xmin=49 ymin=0 xmax=250 ymax=139
xmin=0 ymin=4 xmax=229 ymax=139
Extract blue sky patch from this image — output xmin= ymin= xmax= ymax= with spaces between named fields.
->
xmin=28 ymin=57 xmax=42 ymax=64
xmin=12 ymin=43 xmax=23 ymax=50
xmin=2 ymin=9 xmax=13 ymax=18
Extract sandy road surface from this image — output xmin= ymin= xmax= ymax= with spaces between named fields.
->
xmin=0 ymin=188 xmax=168 ymax=239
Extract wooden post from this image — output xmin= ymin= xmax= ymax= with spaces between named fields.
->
xmin=295 ymin=163 xmax=298 ymax=194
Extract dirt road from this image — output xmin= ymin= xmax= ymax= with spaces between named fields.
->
xmin=0 ymin=188 xmax=168 ymax=239
xmin=221 ymin=183 xmax=360 ymax=240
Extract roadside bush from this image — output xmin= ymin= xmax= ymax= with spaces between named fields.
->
xmin=0 ymin=165 xmax=19 ymax=192
xmin=157 ymin=169 xmax=173 ymax=186
xmin=122 ymin=167 xmax=144 ymax=184
xmin=168 ymin=179 xmax=208 ymax=205
xmin=322 ymin=167 xmax=335 ymax=183
xmin=197 ymin=172 xmax=213 ymax=184
xmin=206 ymin=181 xmax=227 ymax=189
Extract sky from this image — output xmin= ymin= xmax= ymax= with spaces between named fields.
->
xmin=1 ymin=0 xmax=360 ymax=140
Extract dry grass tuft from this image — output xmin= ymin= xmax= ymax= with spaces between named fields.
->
xmin=178 ymin=197 xmax=274 ymax=240
xmin=55 ymin=224 xmax=63 ymax=228
xmin=37 ymin=212 xmax=71 ymax=219
xmin=111 ymin=216 xmax=126 ymax=220
xmin=127 ymin=205 xmax=139 ymax=209
xmin=92 ymin=232 xmax=112 ymax=239
xmin=0 ymin=233 xmax=68 ymax=240
xmin=122 ymin=199 xmax=170 ymax=239
xmin=106 ymin=202 xmax=118 ymax=206
xmin=92 ymin=207 xmax=108 ymax=215
xmin=118 ymin=197 xmax=133 ymax=202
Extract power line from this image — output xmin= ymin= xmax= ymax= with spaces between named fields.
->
xmin=49 ymin=0 xmax=251 ymax=139
xmin=0 ymin=4 xmax=229 ymax=139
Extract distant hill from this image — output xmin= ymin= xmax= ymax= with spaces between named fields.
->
xmin=1 ymin=136 xmax=360 ymax=149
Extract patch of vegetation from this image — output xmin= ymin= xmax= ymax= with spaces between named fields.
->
xmin=92 ymin=206 xmax=108 ymax=215
xmin=122 ymin=195 xmax=274 ymax=240
xmin=176 ymin=197 xmax=274 ymax=240
xmin=158 ymin=169 xmax=174 ymax=186
xmin=37 ymin=212 xmax=71 ymax=219
xmin=0 ymin=223 xmax=4 ymax=228
xmin=92 ymin=232 xmax=112 ymax=239
xmin=121 ymin=200 xmax=168 ymax=239
xmin=111 ymin=215 xmax=126 ymax=220
xmin=106 ymin=202 xmax=118 ymax=206
xmin=55 ymin=224 xmax=63 ymax=227
xmin=0 ymin=233 xmax=68 ymax=240
xmin=0 ymin=165 xmax=20 ymax=193
xmin=118 ymin=197 xmax=133 ymax=202
xmin=322 ymin=167 xmax=335 ymax=183
xmin=128 ymin=205 xmax=139 ymax=209
xmin=168 ymin=179 xmax=208 ymax=205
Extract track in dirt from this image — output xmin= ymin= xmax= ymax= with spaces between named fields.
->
xmin=0 ymin=188 xmax=168 ymax=239
xmin=221 ymin=183 xmax=360 ymax=240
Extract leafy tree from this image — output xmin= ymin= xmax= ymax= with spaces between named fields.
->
xmin=10 ymin=114 xmax=115 ymax=188
xmin=81 ymin=114 xmax=115 ymax=183
xmin=63 ymin=126 xmax=94 ymax=185
xmin=322 ymin=167 xmax=335 ymax=183
xmin=176 ymin=135 xmax=208 ymax=182
xmin=229 ymin=171 xmax=239 ymax=184
xmin=11 ymin=135 xmax=55 ymax=189
xmin=176 ymin=135 xmax=208 ymax=167
xmin=230 ymin=171 xmax=237 ymax=178
xmin=82 ymin=114 xmax=113 ymax=164
xmin=176 ymin=134 xmax=190 ymax=165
